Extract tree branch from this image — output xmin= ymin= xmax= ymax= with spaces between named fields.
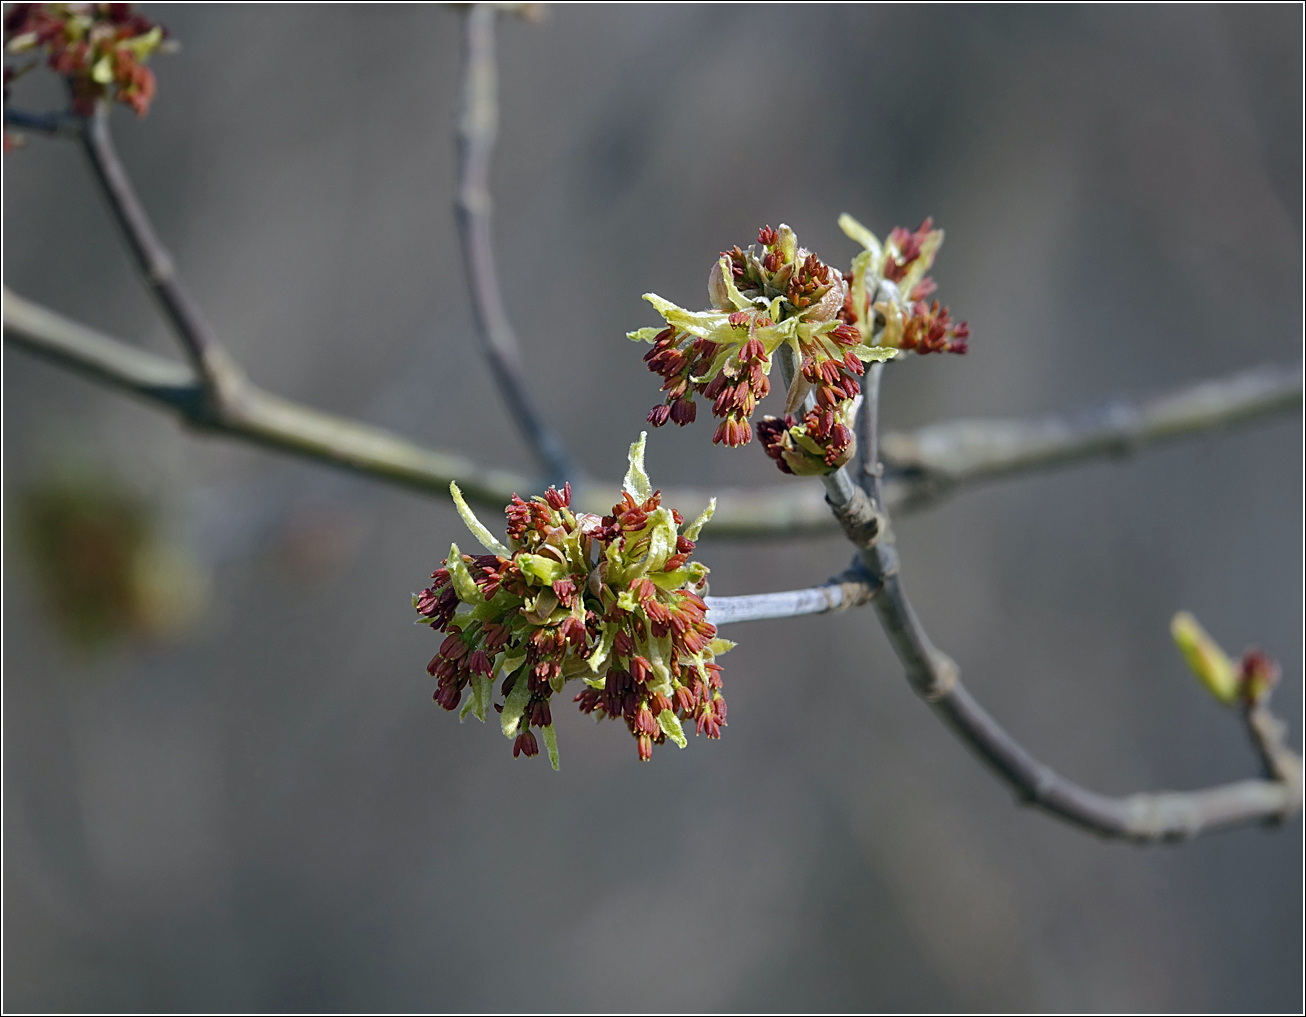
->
xmin=1 ymin=289 xmax=535 ymax=506
xmin=881 ymin=364 xmax=1303 ymax=510
xmin=4 ymin=289 xmax=1298 ymax=540
xmin=704 ymin=570 xmax=875 ymax=625
xmin=78 ymin=104 xmax=245 ymax=411
xmin=823 ymin=367 xmax=1303 ymax=842
xmin=4 ymin=106 xmax=79 ymax=136
xmin=454 ymin=3 xmax=576 ymax=483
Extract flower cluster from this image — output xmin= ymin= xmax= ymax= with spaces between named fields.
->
xmin=4 ymin=3 xmax=167 ymax=119
xmin=839 ymin=215 xmax=970 ymax=356
xmin=414 ymin=435 xmax=731 ymax=768
xmin=629 ymin=214 xmax=969 ymax=475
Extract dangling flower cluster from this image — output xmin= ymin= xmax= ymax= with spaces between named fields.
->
xmin=414 ymin=435 xmax=732 ymax=769
xmin=629 ymin=214 xmax=969 ymax=475
xmin=3 ymin=3 xmax=168 ymax=125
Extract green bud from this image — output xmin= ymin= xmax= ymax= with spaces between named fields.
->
xmin=1171 ymin=612 xmax=1239 ymax=705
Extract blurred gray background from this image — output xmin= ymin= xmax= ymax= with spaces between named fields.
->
xmin=3 ymin=4 xmax=1301 ymax=1012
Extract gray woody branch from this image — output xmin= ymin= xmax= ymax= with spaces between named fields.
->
xmin=716 ymin=359 xmax=1302 ymax=842
xmin=705 ymin=573 xmax=1302 ymax=840
xmin=454 ymin=4 xmax=576 ymax=483
xmin=5 ymin=287 xmax=1296 ymax=538
xmin=880 ymin=366 xmax=1304 ymax=509
xmin=77 ymin=103 xmax=244 ymax=413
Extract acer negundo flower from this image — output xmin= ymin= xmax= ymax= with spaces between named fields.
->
xmin=629 ymin=215 xmax=970 ymax=475
xmin=414 ymin=434 xmax=732 ymax=769
xmin=4 ymin=3 xmax=168 ymax=121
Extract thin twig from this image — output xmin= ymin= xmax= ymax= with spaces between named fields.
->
xmin=454 ymin=3 xmax=576 ymax=483
xmin=881 ymin=364 xmax=1304 ymax=510
xmin=1 ymin=289 xmax=534 ymax=506
xmin=77 ymin=104 xmax=245 ymax=413
xmin=825 ymin=367 xmax=1303 ymax=842
xmin=704 ymin=570 xmax=874 ymax=625
xmin=4 ymin=289 xmax=1299 ymax=539
xmin=3 ymin=107 xmax=79 ymax=136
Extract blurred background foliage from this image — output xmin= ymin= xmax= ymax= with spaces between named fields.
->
xmin=2 ymin=4 xmax=1301 ymax=1012
xmin=13 ymin=461 xmax=205 ymax=650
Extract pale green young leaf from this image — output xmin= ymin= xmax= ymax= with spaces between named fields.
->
xmin=683 ymin=498 xmax=715 ymax=541
xmin=516 ymin=553 xmax=569 ymax=586
xmin=459 ymin=694 xmax=477 ymax=722
xmin=657 ymin=709 xmax=687 ymax=748
xmin=446 ymin=543 xmax=482 ymax=603
xmin=623 ymin=431 xmax=652 ymax=501
xmin=472 ymin=671 xmax=492 ymax=723
xmin=643 ymin=294 xmax=730 ymax=337
xmin=849 ymin=343 xmax=900 ymax=363
xmin=647 ymin=568 xmax=690 ymax=591
xmin=715 ymin=255 xmax=754 ymax=311
xmin=449 ymin=482 xmax=512 ymax=556
xmin=1171 ymin=612 xmax=1239 ymax=705
xmin=627 ymin=326 xmax=665 ymax=343
xmin=776 ymin=224 xmax=798 ymax=263
xmin=124 ymin=25 xmax=163 ymax=59
xmin=838 ymin=213 xmax=883 ymax=261
xmin=542 ymin=723 xmax=560 ymax=771
xmin=6 ymin=31 xmax=40 ymax=52
xmin=848 ymin=248 xmax=875 ymax=336
xmin=589 ymin=621 xmax=618 ymax=673
xmin=758 ymin=317 xmax=801 ymax=357
xmin=501 ymin=672 xmax=532 ymax=738
xmin=646 ymin=635 xmax=674 ymax=693
xmin=708 ymin=637 xmax=737 ymax=656
xmin=641 ymin=506 xmax=678 ymax=574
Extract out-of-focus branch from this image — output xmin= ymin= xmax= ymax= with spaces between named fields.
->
xmin=3 ymin=106 xmax=79 ymax=136
xmin=78 ymin=104 xmax=244 ymax=411
xmin=823 ymin=365 xmax=1303 ymax=842
xmin=881 ymin=365 xmax=1303 ymax=510
xmin=1 ymin=290 xmax=535 ymax=506
xmin=454 ymin=3 xmax=576 ymax=483
xmin=4 ymin=290 xmax=1299 ymax=539
xmin=0 ymin=290 xmax=823 ymax=532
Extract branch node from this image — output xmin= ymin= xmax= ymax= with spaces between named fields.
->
xmin=826 ymin=484 xmax=882 ymax=549
xmin=924 ymin=651 xmax=959 ymax=701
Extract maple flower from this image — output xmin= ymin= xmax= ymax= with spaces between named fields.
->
xmin=3 ymin=3 xmax=168 ymax=123
xmin=630 ymin=216 xmax=969 ymax=476
xmin=837 ymin=213 xmax=970 ymax=356
xmin=414 ymin=434 xmax=733 ymax=768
